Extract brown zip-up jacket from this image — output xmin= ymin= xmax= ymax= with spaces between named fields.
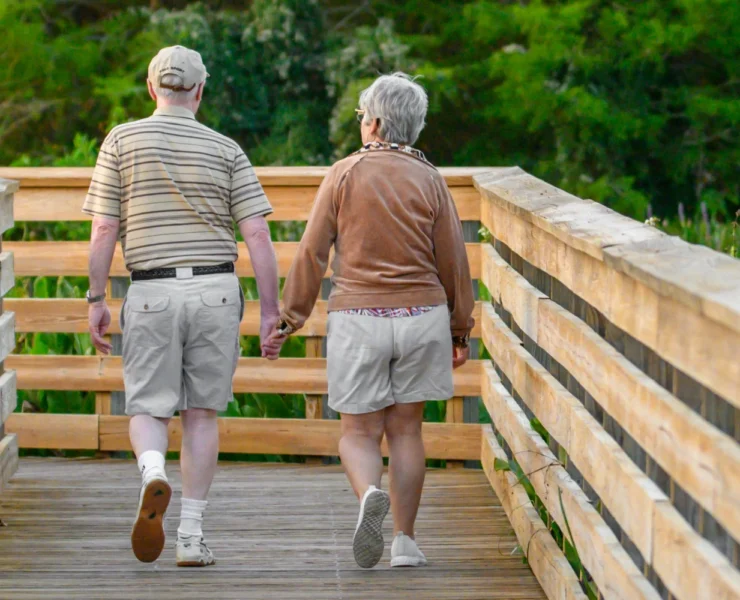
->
xmin=280 ymin=147 xmax=475 ymax=337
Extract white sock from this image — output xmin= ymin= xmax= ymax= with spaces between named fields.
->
xmin=178 ymin=498 xmax=208 ymax=538
xmin=137 ymin=450 xmax=166 ymax=482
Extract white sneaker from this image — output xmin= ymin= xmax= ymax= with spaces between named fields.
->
xmin=390 ymin=532 xmax=427 ymax=567
xmin=176 ymin=534 xmax=216 ymax=567
xmin=130 ymin=473 xmax=172 ymax=563
xmin=352 ymin=485 xmax=391 ymax=569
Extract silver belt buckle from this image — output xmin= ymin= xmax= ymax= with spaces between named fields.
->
xmin=176 ymin=267 xmax=194 ymax=280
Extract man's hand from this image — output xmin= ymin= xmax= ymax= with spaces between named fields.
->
xmin=453 ymin=345 xmax=469 ymax=370
xmin=260 ymin=314 xmax=284 ymax=360
xmin=89 ymin=302 xmax=113 ymax=355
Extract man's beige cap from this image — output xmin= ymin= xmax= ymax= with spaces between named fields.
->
xmin=148 ymin=46 xmax=209 ymax=91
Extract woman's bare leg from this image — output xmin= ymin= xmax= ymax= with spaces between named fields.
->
xmin=338 ymin=410 xmax=386 ymax=498
xmin=385 ymin=402 xmax=425 ymax=537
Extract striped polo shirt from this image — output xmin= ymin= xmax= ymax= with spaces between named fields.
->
xmin=82 ymin=105 xmax=272 ymax=271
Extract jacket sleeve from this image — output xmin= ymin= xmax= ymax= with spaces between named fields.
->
xmin=432 ymin=178 xmax=475 ymax=337
xmin=280 ymin=165 xmax=342 ymax=332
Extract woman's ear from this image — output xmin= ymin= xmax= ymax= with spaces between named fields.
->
xmin=370 ymin=118 xmax=380 ymax=138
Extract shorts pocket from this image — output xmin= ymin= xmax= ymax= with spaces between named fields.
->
xmin=196 ymin=287 xmax=241 ymax=344
xmin=123 ymin=295 xmax=172 ymax=349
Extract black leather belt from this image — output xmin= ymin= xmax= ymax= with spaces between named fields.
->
xmin=131 ymin=262 xmax=235 ymax=282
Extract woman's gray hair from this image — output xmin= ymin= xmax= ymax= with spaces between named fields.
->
xmin=359 ymin=72 xmax=428 ymax=145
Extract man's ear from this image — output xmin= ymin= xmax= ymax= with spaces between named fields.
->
xmin=147 ymin=79 xmax=157 ymax=103
xmin=195 ymin=82 xmax=205 ymax=102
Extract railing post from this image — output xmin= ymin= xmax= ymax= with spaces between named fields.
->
xmin=304 ymin=336 xmax=323 ymax=465
xmin=0 ymin=179 xmax=18 ymax=493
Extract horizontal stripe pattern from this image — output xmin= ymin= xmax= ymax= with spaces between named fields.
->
xmin=82 ymin=106 xmax=272 ymax=271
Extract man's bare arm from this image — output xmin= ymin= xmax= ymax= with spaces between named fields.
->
xmin=238 ymin=216 xmax=280 ymax=358
xmin=88 ymin=216 xmax=120 ymax=354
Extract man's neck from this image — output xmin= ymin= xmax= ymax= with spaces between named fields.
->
xmin=157 ymin=100 xmax=197 ymax=115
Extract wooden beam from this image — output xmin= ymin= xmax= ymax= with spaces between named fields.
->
xmin=482 ymin=365 xmax=659 ymax=600
xmin=481 ymin=426 xmax=586 ymax=600
xmin=5 ymin=241 xmax=482 ymax=280
xmin=481 ymin=244 xmax=740 ymax=543
xmin=0 ymin=166 xmax=499 ymax=188
xmin=0 ymin=371 xmax=17 ymax=426
xmin=478 ymin=186 xmax=740 ymax=408
xmin=8 ymin=298 xmax=483 ymax=339
xmin=4 ymin=355 xmax=482 ymax=397
xmin=5 ymin=413 xmax=481 ymax=459
xmin=0 ymin=252 xmax=13 ymax=298
xmin=480 ymin=308 xmax=740 ymax=600
xmin=11 ymin=185 xmax=483 ymax=223
xmin=0 ymin=311 xmax=14 ymax=363
xmin=0 ymin=434 xmax=19 ymax=495
xmin=5 ymin=413 xmax=99 ymax=449
xmin=0 ymin=178 xmax=15 ymax=235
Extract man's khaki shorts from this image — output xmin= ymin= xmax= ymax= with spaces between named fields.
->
xmin=121 ymin=272 xmax=243 ymax=418
xmin=326 ymin=305 xmax=454 ymax=415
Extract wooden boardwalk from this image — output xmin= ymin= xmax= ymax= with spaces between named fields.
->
xmin=0 ymin=459 xmax=545 ymax=600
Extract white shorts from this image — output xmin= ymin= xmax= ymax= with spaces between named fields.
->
xmin=121 ymin=273 xmax=243 ymax=418
xmin=327 ymin=305 xmax=454 ymax=415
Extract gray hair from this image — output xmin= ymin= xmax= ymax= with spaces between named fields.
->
xmin=153 ymin=74 xmax=200 ymax=104
xmin=359 ymin=72 xmax=428 ymax=145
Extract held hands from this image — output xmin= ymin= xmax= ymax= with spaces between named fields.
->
xmin=260 ymin=314 xmax=286 ymax=360
xmin=453 ymin=345 xmax=469 ymax=370
xmin=89 ymin=302 xmax=112 ymax=355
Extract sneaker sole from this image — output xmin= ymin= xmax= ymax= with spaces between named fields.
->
xmin=131 ymin=479 xmax=172 ymax=563
xmin=352 ymin=490 xmax=391 ymax=569
xmin=390 ymin=555 xmax=427 ymax=568
xmin=176 ymin=559 xmax=216 ymax=568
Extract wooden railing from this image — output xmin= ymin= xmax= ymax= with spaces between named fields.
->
xmin=475 ymin=168 xmax=740 ymax=600
xmin=0 ymin=177 xmax=18 ymax=494
xmin=0 ymin=166 xmax=738 ymax=600
xmin=0 ymin=166 xmax=490 ymax=460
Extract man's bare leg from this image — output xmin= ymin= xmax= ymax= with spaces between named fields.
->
xmin=176 ymin=408 xmax=219 ymax=567
xmin=128 ymin=414 xmax=172 ymax=563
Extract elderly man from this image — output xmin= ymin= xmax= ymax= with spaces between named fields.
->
xmin=266 ymin=73 xmax=475 ymax=569
xmin=83 ymin=46 xmax=280 ymax=567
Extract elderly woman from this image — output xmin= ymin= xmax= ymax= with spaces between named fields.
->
xmin=266 ymin=73 xmax=474 ymax=569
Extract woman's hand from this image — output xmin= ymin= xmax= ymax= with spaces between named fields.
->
xmin=452 ymin=345 xmax=469 ymax=369
xmin=262 ymin=323 xmax=288 ymax=360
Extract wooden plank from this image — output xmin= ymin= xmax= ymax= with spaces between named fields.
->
xmin=0 ymin=166 xmax=499 ymax=188
xmin=0 ymin=251 xmax=13 ymax=298
xmin=304 ymin=337 xmax=323 ymax=422
xmin=479 ymin=191 xmax=740 ymax=408
xmin=480 ymin=305 xmax=740 ymax=600
xmin=0 ymin=311 xmax=15 ymax=363
xmin=5 ymin=241 xmax=482 ymax=280
xmin=5 ymin=413 xmax=99 ymax=449
xmin=12 ymin=185 xmax=483 ymax=223
xmin=652 ymin=503 xmax=740 ymax=600
xmin=5 ymin=414 xmax=486 ymax=459
xmin=5 ymin=355 xmax=482 ymax=397
xmin=0 ymin=370 xmax=17 ymax=426
xmin=0 ymin=179 xmax=15 ymax=235
xmin=481 ymin=426 xmax=587 ymax=600
xmin=482 ymin=288 xmax=740 ymax=548
xmin=7 ymin=297 xmax=484 ymax=339
xmin=0 ymin=434 xmax=19 ymax=494
xmin=446 ymin=396 xmax=466 ymax=468
xmin=0 ymin=459 xmax=545 ymax=600
xmin=482 ymin=365 xmax=659 ymax=600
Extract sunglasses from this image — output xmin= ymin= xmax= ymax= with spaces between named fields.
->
xmin=355 ymin=109 xmax=365 ymax=124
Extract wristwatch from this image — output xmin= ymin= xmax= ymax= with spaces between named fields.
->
xmin=452 ymin=333 xmax=470 ymax=349
xmin=86 ymin=290 xmax=107 ymax=304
